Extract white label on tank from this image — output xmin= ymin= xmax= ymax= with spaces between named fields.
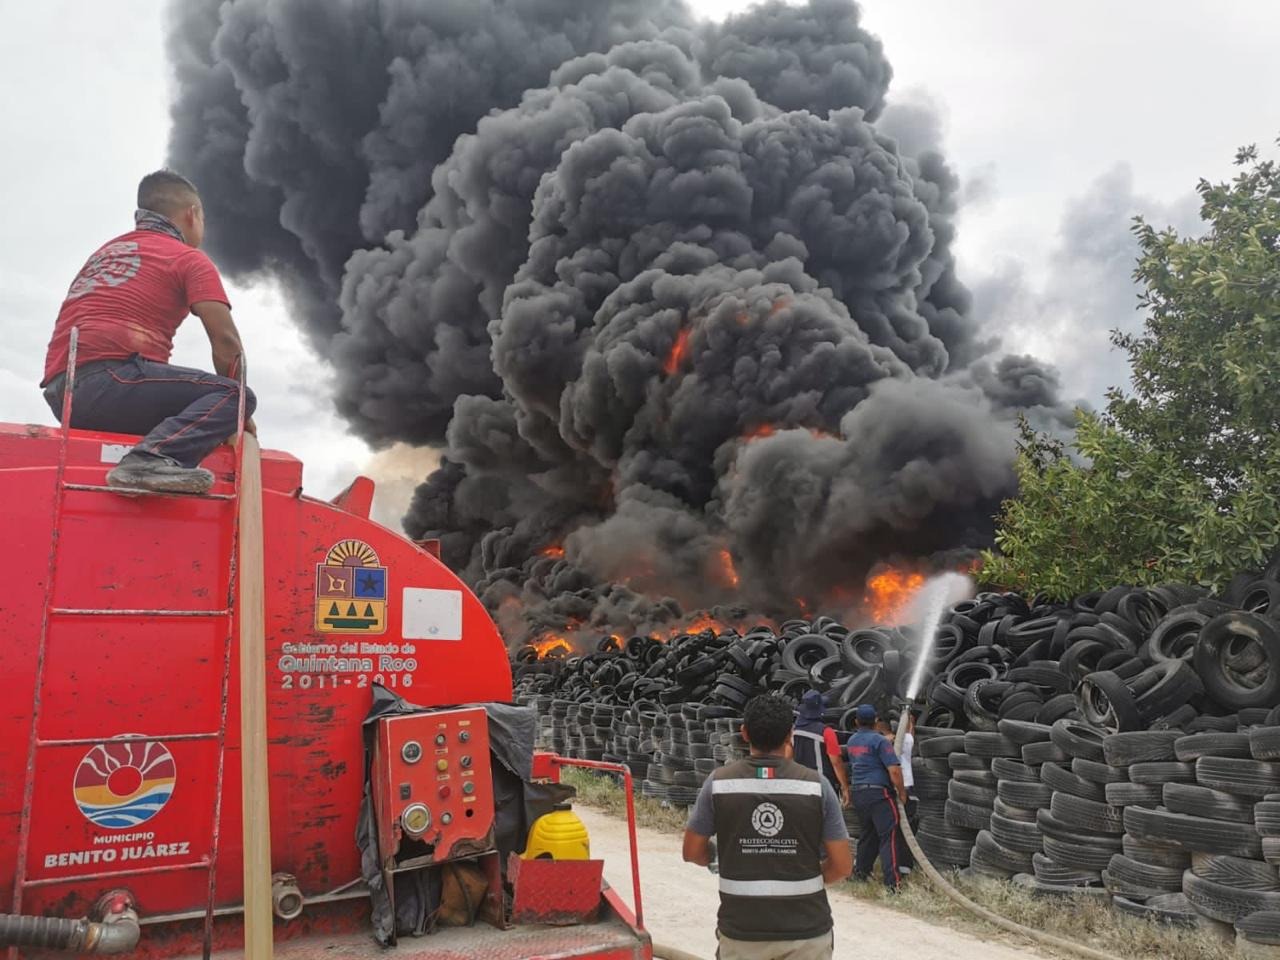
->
xmin=100 ymin=443 xmax=129 ymax=463
xmin=402 ymin=587 xmax=463 ymax=641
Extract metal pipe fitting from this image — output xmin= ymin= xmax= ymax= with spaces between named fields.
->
xmin=0 ymin=890 xmax=140 ymax=954
xmin=271 ymin=872 xmax=305 ymax=921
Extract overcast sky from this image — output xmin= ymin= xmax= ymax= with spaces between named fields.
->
xmin=2 ymin=0 xmax=1277 ymax=524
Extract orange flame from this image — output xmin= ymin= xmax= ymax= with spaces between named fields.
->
xmin=531 ymin=634 xmax=571 ymax=658
xmin=742 ymin=423 xmax=837 ymax=443
xmin=666 ymin=613 xmax=728 ymax=638
xmin=717 ymin=548 xmax=740 ymax=589
xmin=538 ymin=543 xmax=565 ymax=558
xmin=663 ymin=327 xmax=692 ymax=375
xmin=864 ymin=568 xmax=926 ymax=624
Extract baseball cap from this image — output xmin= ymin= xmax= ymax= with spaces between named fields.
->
xmin=856 ymin=703 xmax=877 ymax=723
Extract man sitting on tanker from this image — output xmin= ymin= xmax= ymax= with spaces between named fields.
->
xmin=40 ymin=170 xmax=255 ymax=494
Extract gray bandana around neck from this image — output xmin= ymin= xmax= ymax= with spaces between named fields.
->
xmin=134 ymin=208 xmax=186 ymax=243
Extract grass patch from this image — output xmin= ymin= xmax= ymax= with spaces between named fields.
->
xmin=562 ymin=767 xmax=689 ymax=834
xmin=843 ymin=871 xmax=1233 ymax=960
xmin=566 ymin=770 xmax=1234 ymax=960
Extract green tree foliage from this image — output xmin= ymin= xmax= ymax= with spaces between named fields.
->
xmin=983 ymin=141 xmax=1280 ymax=597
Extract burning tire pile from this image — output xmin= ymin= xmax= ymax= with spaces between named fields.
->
xmin=513 ymin=572 xmax=1280 ymax=947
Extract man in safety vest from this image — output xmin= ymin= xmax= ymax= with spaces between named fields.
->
xmin=683 ymin=694 xmax=852 ymax=960
xmin=847 ymin=703 xmax=908 ymax=890
xmin=791 ymin=691 xmax=851 ymax=807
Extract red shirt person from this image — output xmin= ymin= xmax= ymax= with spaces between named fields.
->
xmin=41 ymin=171 xmax=255 ymax=494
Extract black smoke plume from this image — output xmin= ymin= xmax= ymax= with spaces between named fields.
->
xmin=167 ymin=0 xmax=1072 ymax=643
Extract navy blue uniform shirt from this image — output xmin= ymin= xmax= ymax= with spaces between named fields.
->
xmin=845 ymin=729 xmax=900 ymax=788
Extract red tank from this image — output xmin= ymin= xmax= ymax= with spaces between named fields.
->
xmin=0 ymin=421 xmax=513 ymax=946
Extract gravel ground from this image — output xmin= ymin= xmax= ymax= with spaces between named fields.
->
xmin=576 ymin=805 xmax=1052 ymax=960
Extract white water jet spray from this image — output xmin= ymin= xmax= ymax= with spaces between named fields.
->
xmin=903 ymin=572 xmax=975 ymax=702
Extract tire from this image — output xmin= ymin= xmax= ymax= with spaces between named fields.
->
xmin=1040 ymin=762 xmax=1106 ymax=801
xmin=1102 ymin=729 xmax=1182 ymax=766
xmin=1129 ymin=761 xmax=1196 ymax=784
xmin=963 ymin=731 xmax=1022 ymax=759
xmin=914 ymin=757 xmax=952 ymax=778
xmin=1012 ymin=873 xmax=1110 ymax=900
xmin=919 ymin=734 xmax=966 ymax=758
xmin=963 ymin=679 xmax=1008 ymax=731
xmin=1123 ymin=833 xmax=1192 ymax=869
xmin=1164 ymin=782 xmax=1254 ymax=823
xmin=1134 ymin=660 xmax=1205 ymax=721
xmin=1077 ymin=670 xmax=1143 ymax=732
xmin=1041 ymin=835 xmax=1117 ymax=873
xmin=991 ymin=757 xmax=1041 ymax=783
xmin=1237 ymin=911 xmax=1280 ymax=947
xmin=1195 ymin=612 xmax=1280 ymax=710
xmin=997 ymin=779 xmax=1053 ymax=809
xmin=1106 ymin=852 xmax=1185 ymax=893
xmin=1111 ymin=892 xmax=1199 ymax=927
xmin=1050 ymin=791 xmax=1124 ymax=834
xmin=972 ymin=829 xmax=1034 ymax=874
xmin=918 ymin=831 xmax=977 ymax=869
xmin=1050 ymin=719 xmax=1107 ymax=762
xmin=1191 ymin=852 xmax=1280 ymax=891
xmin=1196 ymin=756 xmax=1280 ymax=798
xmin=1036 ymin=808 xmax=1121 ymax=847
xmin=945 ymin=799 xmax=993 ymax=831
xmin=993 ymin=797 xmax=1039 ymax=823
xmin=948 ymin=752 xmax=990 ymax=772
xmin=1187 ymin=714 xmax=1243 ymax=733
xmin=1036 ymin=693 xmax=1080 ymax=726
xmin=1144 ymin=605 xmax=1212 ymax=664
xmin=998 ymin=719 xmax=1053 ymax=745
xmin=1033 ymin=851 xmax=1101 ymax=885
xmin=1148 ymin=704 xmax=1199 ymax=732
xmin=1022 ymin=740 xmax=1069 ymax=765
xmin=1256 ymin=801 xmax=1280 ymax=837
xmin=918 ymin=815 xmax=979 ymax=843
xmin=990 ymin=812 xmax=1044 ymax=854
xmin=1183 ymin=870 xmax=1280 ymax=923
xmin=1176 ymin=732 xmax=1253 ymax=761
xmin=954 ymin=769 xmax=998 ymax=789
xmin=1071 ymin=757 xmax=1128 ymax=785
xmin=1123 ymin=805 xmax=1263 ymax=858
xmin=1105 ymin=782 xmax=1164 ymax=806
xmin=949 ymin=780 xmax=997 ymax=807
xmin=1252 ymin=727 xmax=1280 ymax=761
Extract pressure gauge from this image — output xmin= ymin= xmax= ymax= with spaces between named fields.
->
xmin=401 ymin=803 xmax=432 ymax=837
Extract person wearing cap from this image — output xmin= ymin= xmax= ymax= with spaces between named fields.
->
xmin=684 ymin=694 xmax=852 ymax=960
xmin=846 ymin=704 xmax=908 ymax=890
xmin=792 ymin=691 xmax=852 ymax=807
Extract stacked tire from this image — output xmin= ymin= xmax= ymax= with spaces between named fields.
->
xmin=916 ymin=727 xmax=973 ymax=870
xmin=1117 ymin=722 xmax=1280 ymax=940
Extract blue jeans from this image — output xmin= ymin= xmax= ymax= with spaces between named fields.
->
xmin=43 ymin=356 xmax=256 ymax=469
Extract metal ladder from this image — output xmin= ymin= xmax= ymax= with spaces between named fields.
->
xmin=9 ymin=326 xmax=250 ymax=960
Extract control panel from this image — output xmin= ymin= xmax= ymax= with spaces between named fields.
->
xmin=370 ymin=707 xmax=496 ymax=870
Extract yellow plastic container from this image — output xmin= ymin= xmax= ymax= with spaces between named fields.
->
xmin=524 ymin=806 xmax=590 ymax=860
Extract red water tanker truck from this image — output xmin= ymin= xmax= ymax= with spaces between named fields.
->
xmin=0 ymin=373 xmax=648 ymax=959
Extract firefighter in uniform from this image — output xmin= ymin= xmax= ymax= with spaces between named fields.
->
xmin=847 ymin=703 xmax=908 ymax=890
xmin=683 ymin=694 xmax=852 ymax=960
xmin=791 ymin=691 xmax=851 ymax=807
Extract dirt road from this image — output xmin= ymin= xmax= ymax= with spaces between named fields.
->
xmin=577 ymin=806 xmax=1050 ymax=960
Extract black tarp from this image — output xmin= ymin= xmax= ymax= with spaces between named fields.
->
xmin=356 ymin=685 xmax=573 ymax=944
